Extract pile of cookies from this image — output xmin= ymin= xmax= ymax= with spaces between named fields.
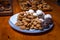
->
xmin=15 ymin=9 xmax=53 ymax=30
xmin=15 ymin=12 xmax=42 ymax=30
xmin=0 ymin=0 xmax=13 ymax=16
xmin=19 ymin=0 xmax=52 ymax=11
xmin=0 ymin=1 xmax=11 ymax=11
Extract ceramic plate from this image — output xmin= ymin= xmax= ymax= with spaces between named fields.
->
xmin=9 ymin=13 xmax=53 ymax=33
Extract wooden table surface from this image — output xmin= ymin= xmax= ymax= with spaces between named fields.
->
xmin=0 ymin=0 xmax=60 ymax=40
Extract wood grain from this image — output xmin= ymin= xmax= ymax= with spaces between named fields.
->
xmin=0 ymin=0 xmax=60 ymax=40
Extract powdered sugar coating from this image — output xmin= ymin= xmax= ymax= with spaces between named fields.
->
xmin=44 ymin=14 xmax=52 ymax=19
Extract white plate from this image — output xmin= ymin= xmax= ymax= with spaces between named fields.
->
xmin=9 ymin=13 xmax=53 ymax=33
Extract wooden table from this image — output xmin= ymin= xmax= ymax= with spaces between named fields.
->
xmin=0 ymin=0 xmax=60 ymax=40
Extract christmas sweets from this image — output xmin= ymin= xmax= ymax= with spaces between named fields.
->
xmin=15 ymin=9 xmax=53 ymax=30
xmin=19 ymin=0 xmax=52 ymax=11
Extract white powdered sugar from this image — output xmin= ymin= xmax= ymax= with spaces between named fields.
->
xmin=36 ymin=10 xmax=45 ymax=16
xmin=33 ymin=13 xmax=38 ymax=16
xmin=44 ymin=14 xmax=52 ymax=19
xmin=39 ymin=18 xmax=44 ymax=22
xmin=28 ymin=9 xmax=34 ymax=14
